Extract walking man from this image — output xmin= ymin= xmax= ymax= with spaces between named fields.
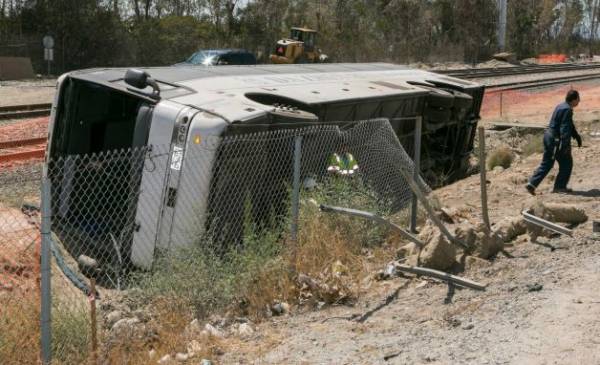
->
xmin=526 ymin=90 xmax=582 ymax=195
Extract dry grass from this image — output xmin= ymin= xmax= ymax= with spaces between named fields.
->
xmin=487 ymin=147 xmax=514 ymax=170
xmin=104 ymin=299 xmax=220 ymax=365
xmin=0 ymin=293 xmax=41 ymax=365
xmin=1 ymin=176 xmax=415 ymax=364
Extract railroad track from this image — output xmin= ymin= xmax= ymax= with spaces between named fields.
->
xmin=0 ymin=103 xmax=52 ymax=120
xmin=0 ymin=137 xmax=46 ymax=164
xmin=485 ymin=72 xmax=600 ymax=92
xmin=436 ymin=63 xmax=600 ymax=79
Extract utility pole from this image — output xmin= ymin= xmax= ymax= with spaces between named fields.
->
xmin=497 ymin=0 xmax=507 ymax=52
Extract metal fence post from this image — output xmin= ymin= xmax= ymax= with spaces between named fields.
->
xmin=478 ymin=127 xmax=491 ymax=232
xmin=40 ymin=176 xmax=52 ymax=364
xmin=291 ymin=136 xmax=303 ymax=242
xmin=410 ymin=116 xmax=422 ymax=233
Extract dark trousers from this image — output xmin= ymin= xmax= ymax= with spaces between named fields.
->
xmin=529 ymin=130 xmax=573 ymax=189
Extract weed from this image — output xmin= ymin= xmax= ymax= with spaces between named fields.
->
xmin=487 ymin=147 xmax=514 ymax=170
xmin=52 ymin=302 xmax=91 ymax=365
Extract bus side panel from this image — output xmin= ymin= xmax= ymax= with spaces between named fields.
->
xmin=166 ymin=113 xmax=228 ymax=251
xmin=130 ymin=101 xmax=182 ymax=269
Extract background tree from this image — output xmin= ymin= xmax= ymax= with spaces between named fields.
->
xmin=0 ymin=0 xmax=597 ymax=74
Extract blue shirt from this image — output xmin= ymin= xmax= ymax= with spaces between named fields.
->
xmin=548 ymin=102 xmax=579 ymax=143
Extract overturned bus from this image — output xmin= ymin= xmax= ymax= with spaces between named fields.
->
xmin=45 ymin=63 xmax=484 ymax=271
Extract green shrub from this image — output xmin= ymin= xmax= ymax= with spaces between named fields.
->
xmin=302 ymin=175 xmax=393 ymax=247
xmin=133 ymin=229 xmax=285 ymax=319
xmin=487 ymin=147 xmax=514 ymax=170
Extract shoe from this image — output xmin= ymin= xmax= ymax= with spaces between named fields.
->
xmin=552 ymin=187 xmax=573 ymax=194
xmin=525 ymin=184 xmax=536 ymax=196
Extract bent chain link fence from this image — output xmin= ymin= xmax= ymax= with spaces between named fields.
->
xmin=1 ymin=118 xmax=435 ymax=363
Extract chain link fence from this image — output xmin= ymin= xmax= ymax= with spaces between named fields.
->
xmin=0 ymin=163 xmax=43 ymax=364
xmin=1 ymin=118 xmax=444 ymax=363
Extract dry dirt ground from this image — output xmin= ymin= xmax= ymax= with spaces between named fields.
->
xmin=218 ymin=127 xmax=600 ymax=364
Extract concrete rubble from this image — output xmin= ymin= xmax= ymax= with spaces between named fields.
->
xmin=390 ymin=200 xmax=589 ymax=274
xmin=528 ymin=202 xmax=588 ymax=240
xmin=406 ymin=224 xmax=457 ymax=270
xmin=531 ymin=202 xmax=588 ymax=225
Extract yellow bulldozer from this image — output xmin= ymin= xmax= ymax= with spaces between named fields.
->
xmin=270 ymin=27 xmax=328 ymax=64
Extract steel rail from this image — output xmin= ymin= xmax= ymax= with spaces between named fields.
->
xmin=0 ymin=137 xmax=47 ymax=149
xmin=0 ymin=148 xmax=45 ymax=164
xmin=437 ymin=63 xmax=600 ymax=79
xmin=0 ymin=103 xmax=52 ymax=120
xmin=486 ymin=73 xmax=600 ymax=91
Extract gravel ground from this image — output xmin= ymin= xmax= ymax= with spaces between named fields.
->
xmin=0 ymin=117 xmax=49 ymax=142
xmin=0 ymin=79 xmax=56 ymax=107
xmin=0 ymin=162 xmax=42 ymax=208
xmin=227 ymin=235 xmax=600 ymax=365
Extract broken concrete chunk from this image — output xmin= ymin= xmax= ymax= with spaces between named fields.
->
xmin=455 ymin=223 xmax=478 ymax=248
xmin=532 ymin=202 xmax=587 ymax=224
xmin=539 ymin=203 xmax=587 ymax=224
xmin=454 ymin=222 xmax=504 ymax=259
xmin=409 ymin=230 xmax=456 ymax=270
xmin=111 ymin=317 xmax=140 ymax=337
xmin=204 ymin=323 xmax=224 ymax=338
xmin=175 ymin=352 xmax=189 ymax=362
xmin=493 ymin=217 xmax=527 ymax=243
xmin=237 ymin=323 xmax=254 ymax=338
xmin=473 ymin=231 xmax=504 ymax=259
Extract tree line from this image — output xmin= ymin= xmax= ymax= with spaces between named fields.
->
xmin=0 ymin=0 xmax=597 ymax=74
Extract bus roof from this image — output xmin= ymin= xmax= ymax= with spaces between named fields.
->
xmin=67 ymin=63 xmax=480 ymax=123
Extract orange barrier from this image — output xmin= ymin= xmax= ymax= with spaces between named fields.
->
xmin=481 ymin=79 xmax=600 ymax=122
xmin=538 ymin=54 xmax=568 ymax=64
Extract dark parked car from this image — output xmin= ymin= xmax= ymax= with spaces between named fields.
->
xmin=176 ymin=49 xmax=257 ymax=66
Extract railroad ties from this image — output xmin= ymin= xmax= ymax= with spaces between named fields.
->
xmin=436 ymin=63 xmax=600 ymax=79
xmin=436 ymin=63 xmax=600 ymax=91
xmin=0 ymin=103 xmax=50 ymax=165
